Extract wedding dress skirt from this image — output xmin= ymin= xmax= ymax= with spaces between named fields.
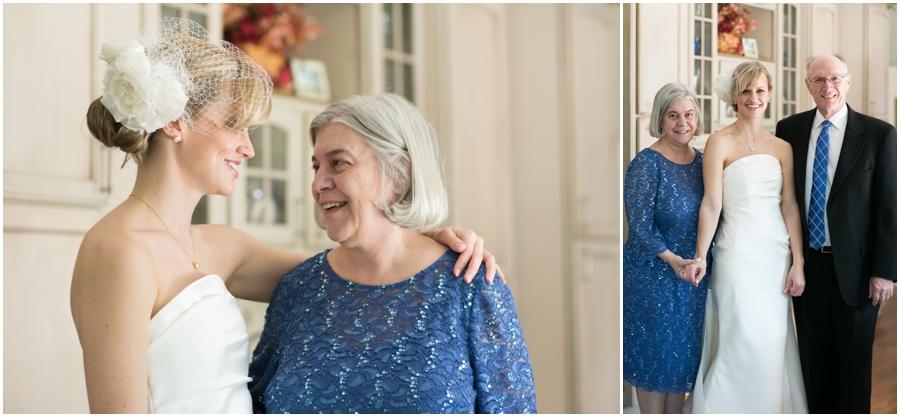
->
xmin=687 ymin=155 xmax=807 ymax=413
xmin=147 ymin=275 xmax=252 ymax=413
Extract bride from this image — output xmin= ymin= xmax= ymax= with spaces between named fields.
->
xmin=70 ymin=18 xmax=498 ymax=413
xmin=685 ymin=61 xmax=808 ymax=413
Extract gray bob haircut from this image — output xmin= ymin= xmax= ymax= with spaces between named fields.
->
xmin=649 ymin=83 xmax=703 ymax=138
xmin=309 ymin=93 xmax=448 ymax=231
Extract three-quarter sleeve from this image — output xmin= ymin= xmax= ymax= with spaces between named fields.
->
xmin=248 ymin=275 xmax=291 ymax=413
xmin=624 ymin=154 xmax=668 ymax=259
xmin=467 ymin=276 xmax=537 ymax=414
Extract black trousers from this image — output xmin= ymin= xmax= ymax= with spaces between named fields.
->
xmin=793 ymin=250 xmax=879 ymax=414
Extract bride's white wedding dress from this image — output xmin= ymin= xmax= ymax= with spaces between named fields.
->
xmin=147 ymin=275 xmax=252 ymax=413
xmin=687 ymin=154 xmax=808 ymax=413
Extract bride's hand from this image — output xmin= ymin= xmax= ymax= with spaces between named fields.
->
xmin=688 ymin=263 xmax=707 ymax=287
xmin=667 ymin=256 xmax=694 ymax=284
xmin=782 ymin=264 xmax=806 ymax=296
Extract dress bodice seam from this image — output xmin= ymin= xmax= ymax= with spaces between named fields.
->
xmin=723 ymin=153 xmax=780 ymax=173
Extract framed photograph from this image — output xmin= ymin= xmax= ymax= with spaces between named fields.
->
xmin=742 ymin=38 xmax=759 ymax=59
xmin=290 ymin=58 xmax=331 ymax=102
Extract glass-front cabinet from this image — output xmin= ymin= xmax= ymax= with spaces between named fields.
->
xmin=690 ymin=3 xmax=801 ymax=142
xmin=692 ymin=3 xmax=715 ymax=136
xmin=231 ymin=95 xmax=331 ymax=249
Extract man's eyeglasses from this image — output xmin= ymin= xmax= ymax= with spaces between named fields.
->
xmin=808 ymin=74 xmax=849 ymax=86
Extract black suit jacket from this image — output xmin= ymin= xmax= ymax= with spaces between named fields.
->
xmin=776 ymin=105 xmax=897 ymax=306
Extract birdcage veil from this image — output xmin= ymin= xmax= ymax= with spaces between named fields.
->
xmin=98 ymin=17 xmax=273 ymax=136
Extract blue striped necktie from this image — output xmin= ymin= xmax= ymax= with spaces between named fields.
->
xmin=809 ymin=120 xmax=831 ymax=250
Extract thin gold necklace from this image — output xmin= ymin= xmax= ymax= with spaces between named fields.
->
xmin=129 ymin=194 xmax=199 ymax=269
xmin=738 ymin=129 xmax=762 ymax=152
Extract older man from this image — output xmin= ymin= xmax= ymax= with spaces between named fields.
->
xmin=775 ymin=54 xmax=897 ymax=413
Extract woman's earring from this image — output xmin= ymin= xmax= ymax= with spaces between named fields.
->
xmin=174 ymin=136 xmax=181 ymax=143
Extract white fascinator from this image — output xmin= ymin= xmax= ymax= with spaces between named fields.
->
xmin=711 ymin=71 xmax=735 ymax=107
xmin=98 ymin=17 xmax=273 ymax=135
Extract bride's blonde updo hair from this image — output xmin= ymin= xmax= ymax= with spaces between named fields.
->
xmin=725 ymin=61 xmax=772 ymax=112
xmin=86 ymin=18 xmax=272 ymax=165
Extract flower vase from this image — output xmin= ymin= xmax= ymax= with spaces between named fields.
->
xmin=238 ymin=43 xmax=292 ymax=91
xmin=717 ymin=32 xmax=743 ymax=55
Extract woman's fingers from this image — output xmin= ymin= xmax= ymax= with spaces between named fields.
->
xmin=482 ymin=250 xmax=497 ymax=284
xmin=463 ymin=237 xmax=485 ymax=284
xmin=446 ymin=227 xmax=476 ymax=278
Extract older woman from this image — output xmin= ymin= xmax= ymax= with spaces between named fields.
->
xmin=623 ymin=83 xmax=707 ymax=413
xmin=248 ymin=94 xmax=536 ymax=413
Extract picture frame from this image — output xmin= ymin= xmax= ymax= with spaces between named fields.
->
xmin=742 ymin=38 xmax=759 ymax=59
xmin=290 ymin=58 xmax=331 ymax=102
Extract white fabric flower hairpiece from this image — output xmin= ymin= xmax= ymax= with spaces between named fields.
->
xmin=711 ymin=72 xmax=735 ymax=107
xmin=97 ymin=18 xmax=272 ymax=138
xmin=99 ymin=40 xmax=188 ymax=134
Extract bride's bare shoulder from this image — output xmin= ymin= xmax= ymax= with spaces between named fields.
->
xmin=707 ymin=125 xmax=739 ymax=142
xmin=705 ymin=127 xmax=738 ymax=153
xmin=768 ymin=133 xmax=794 ymax=156
xmin=71 ymin=209 xmax=159 ymax=325
xmin=75 ymin=210 xmax=156 ymax=283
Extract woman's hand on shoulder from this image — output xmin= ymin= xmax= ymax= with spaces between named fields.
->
xmin=426 ymin=227 xmax=503 ymax=284
xmin=71 ymin=231 xmax=157 ymax=413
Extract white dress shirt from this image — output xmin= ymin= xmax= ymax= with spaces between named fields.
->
xmin=804 ymin=104 xmax=848 ymax=248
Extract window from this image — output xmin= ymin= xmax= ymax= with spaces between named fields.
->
xmin=692 ymin=3 xmax=714 ymax=135
xmin=161 ymin=4 xmax=209 ymax=29
xmin=382 ymin=3 xmax=416 ymax=102
xmin=245 ymin=125 xmax=289 ymax=226
xmin=781 ymin=4 xmax=799 ymax=119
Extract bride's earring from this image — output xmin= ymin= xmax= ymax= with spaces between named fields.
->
xmin=174 ymin=136 xmax=181 ymax=143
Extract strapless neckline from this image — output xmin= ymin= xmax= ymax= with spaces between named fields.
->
xmin=146 ymin=274 xmax=252 ymax=413
xmin=724 ymin=153 xmax=779 ymax=173
xmin=149 ymin=275 xmax=226 ymax=337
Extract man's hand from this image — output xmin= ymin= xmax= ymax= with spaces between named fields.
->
xmin=868 ymin=276 xmax=894 ymax=306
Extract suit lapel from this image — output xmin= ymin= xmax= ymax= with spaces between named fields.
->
xmin=828 ymin=106 xmax=865 ymax=205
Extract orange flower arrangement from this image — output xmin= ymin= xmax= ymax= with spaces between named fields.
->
xmin=717 ymin=4 xmax=759 ymax=56
xmin=223 ymin=4 xmax=325 ymax=90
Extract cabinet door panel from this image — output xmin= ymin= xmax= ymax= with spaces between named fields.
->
xmin=637 ymin=4 xmax=681 ymax=115
xmin=3 ymin=4 xmax=107 ymax=206
xmin=866 ymin=6 xmax=890 ymax=122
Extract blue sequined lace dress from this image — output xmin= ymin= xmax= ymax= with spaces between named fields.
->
xmin=248 ymin=249 xmax=537 ymax=414
xmin=623 ymin=147 xmax=708 ymax=393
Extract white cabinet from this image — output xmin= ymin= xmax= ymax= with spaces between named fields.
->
xmin=228 ymin=95 xmax=330 ymax=249
xmin=865 ymin=5 xmax=892 ymax=123
xmin=198 ymin=94 xmax=330 ymax=253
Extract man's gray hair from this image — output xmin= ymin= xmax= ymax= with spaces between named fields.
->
xmin=649 ymin=83 xmax=703 ymax=138
xmin=805 ymin=54 xmax=850 ymax=75
xmin=309 ymin=93 xmax=448 ymax=231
